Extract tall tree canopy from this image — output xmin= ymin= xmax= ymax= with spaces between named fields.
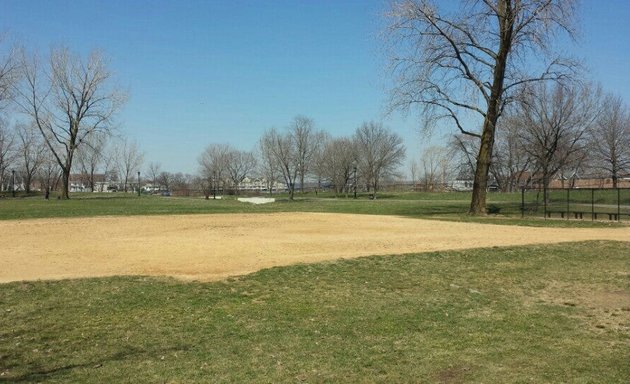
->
xmin=386 ymin=0 xmax=578 ymax=214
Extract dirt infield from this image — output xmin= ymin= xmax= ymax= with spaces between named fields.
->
xmin=2 ymin=212 xmax=629 ymax=283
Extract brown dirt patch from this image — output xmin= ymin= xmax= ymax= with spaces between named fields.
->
xmin=1 ymin=212 xmax=629 ymax=283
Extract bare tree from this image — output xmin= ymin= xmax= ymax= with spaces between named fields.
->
xmin=75 ymin=133 xmax=108 ymax=192
xmin=170 ymin=172 xmax=192 ymax=195
xmin=590 ymin=94 xmax=630 ymax=188
xmin=289 ymin=115 xmax=324 ymax=193
xmin=491 ymin=118 xmax=532 ymax=191
xmin=146 ymin=162 xmax=162 ymax=189
xmin=449 ymin=134 xmax=478 ymax=181
xmin=225 ymin=149 xmax=256 ymax=194
xmin=409 ymin=158 xmax=419 ymax=190
xmin=354 ymin=121 xmax=406 ymax=197
xmin=261 ymin=128 xmax=300 ymax=200
xmin=320 ymin=137 xmax=357 ymax=197
xmin=515 ymin=82 xmax=601 ymax=193
xmin=0 ymin=121 xmax=17 ymax=191
xmin=0 ymin=38 xmax=20 ymax=109
xmin=37 ymin=154 xmax=61 ymax=196
xmin=15 ymin=122 xmax=47 ymax=193
xmin=198 ymin=143 xmax=231 ymax=196
xmin=15 ymin=48 xmax=125 ymax=199
xmin=420 ymin=146 xmax=451 ymax=191
xmin=309 ymin=131 xmax=331 ymax=194
xmin=258 ymin=133 xmax=280 ymax=195
xmin=157 ymin=171 xmax=172 ymax=192
xmin=386 ymin=0 xmax=578 ymax=214
xmin=116 ymin=138 xmax=144 ymax=193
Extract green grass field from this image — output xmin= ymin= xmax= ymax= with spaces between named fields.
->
xmin=1 ymin=192 xmax=628 ymax=382
xmin=1 ymin=241 xmax=628 ymax=383
xmin=1 ymin=192 xmax=626 ymax=228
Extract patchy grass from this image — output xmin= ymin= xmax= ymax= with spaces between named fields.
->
xmin=1 ymin=241 xmax=628 ymax=382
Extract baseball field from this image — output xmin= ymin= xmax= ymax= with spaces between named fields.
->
xmin=1 ymin=194 xmax=628 ymax=382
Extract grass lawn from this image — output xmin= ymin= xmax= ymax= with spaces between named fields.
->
xmin=1 ymin=241 xmax=628 ymax=383
xmin=0 ymin=192 xmax=626 ymax=228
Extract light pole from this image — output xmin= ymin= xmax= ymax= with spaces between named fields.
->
xmin=137 ymin=171 xmax=141 ymax=196
xmin=11 ymin=169 xmax=16 ymax=198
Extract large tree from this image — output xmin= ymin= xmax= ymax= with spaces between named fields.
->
xmin=15 ymin=48 xmax=125 ymax=199
xmin=386 ymin=0 xmax=577 ymax=214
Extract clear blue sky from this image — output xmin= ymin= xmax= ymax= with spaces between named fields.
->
xmin=2 ymin=0 xmax=629 ymax=174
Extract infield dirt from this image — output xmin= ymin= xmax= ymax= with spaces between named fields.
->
xmin=2 ymin=212 xmax=629 ymax=283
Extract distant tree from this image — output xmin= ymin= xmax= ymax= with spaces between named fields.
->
xmin=76 ymin=133 xmax=108 ymax=192
xmin=309 ymin=131 xmax=331 ymax=194
xmin=261 ymin=128 xmax=300 ymax=200
xmin=420 ymin=146 xmax=451 ymax=191
xmin=289 ymin=115 xmax=325 ymax=193
xmin=354 ymin=121 xmax=406 ymax=197
xmin=225 ymin=149 xmax=256 ymax=194
xmin=320 ymin=137 xmax=356 ymax=197
xmin=15 ymin=48 xmax=125 ymax=199
xmin=409 ymin=158 xmax=419 ymax=190
xmin=16 ymin=122 xmax=46 ymax=193
xmin=258 ymin=133 xmax=281 ymax=195
xmin=490 ymin=118 xmax=532 ymax=191
xmin=37 ymin=154 xmax=61 ymax=195
xmin=146 ymin=162 xmax=162 ymax=189
xmin=385 ymin=0 xmax=578 ymax=214
xmin=157 ymin=171 xmax=172 ymax=192
xmin=515 ymin=83 xmax=601 ymax=193
xmin=198 ymin=143 xmax=231 ymax=196
xmin=0 ymin=121 xmax=17 ymax=191
xmin=170 ymin=172 xmax=192 ymax=195
xmin=116 ymin=138 xmax=144 ymax=193
xmin=449 ymin=134 xmax=478 ymax=182
xmin=590 ymin=94 xmax=630 ymax=188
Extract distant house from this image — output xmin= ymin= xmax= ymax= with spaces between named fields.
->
xmin=239 ymin=177 xmax=287 ymax=193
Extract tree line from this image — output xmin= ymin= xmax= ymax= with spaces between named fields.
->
xmin=197 ymin=117 xmax=406 ymax=200
xmin=0 ymin=40 xmax=406 ymax=199
xmin=0 ymin=39 xmax=137 ymax=198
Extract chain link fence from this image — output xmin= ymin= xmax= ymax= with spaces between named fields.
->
xmin=516 ymin=187 xmax=630 ymax=221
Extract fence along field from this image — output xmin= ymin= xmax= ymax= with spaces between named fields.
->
xmin=495 ymin=187 xmax=630 ymax=222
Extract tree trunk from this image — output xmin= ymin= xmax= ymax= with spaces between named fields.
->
xmin=469 ymin=0 xmax=513 ymax=215
xmin=61 ymin=167 xmax=70 ymax=199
